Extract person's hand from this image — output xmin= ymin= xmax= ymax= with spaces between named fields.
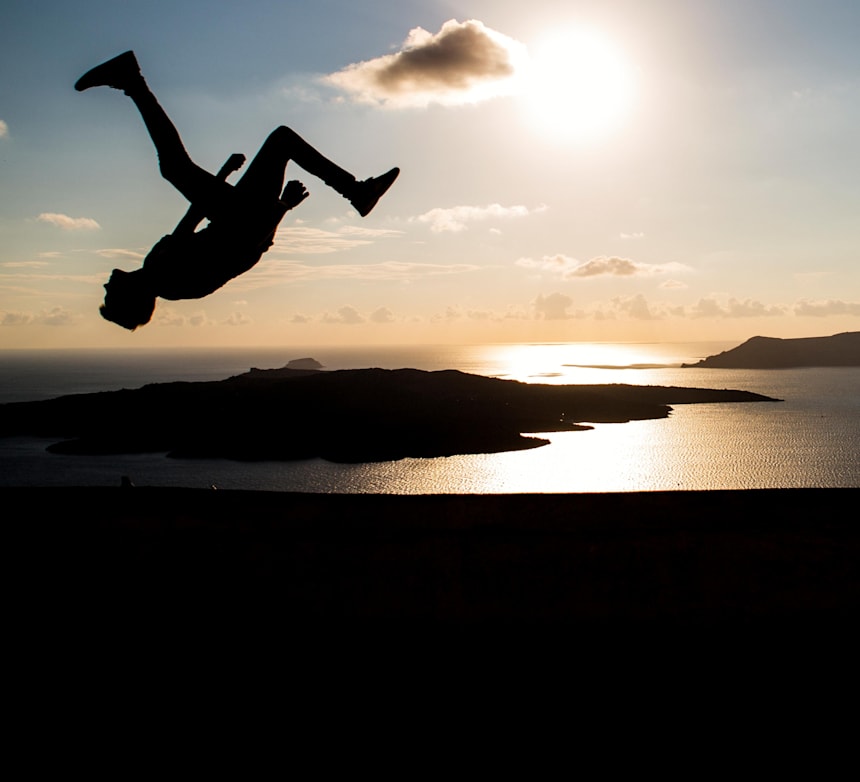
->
xmin=281 ymin=180 xmax=309 ymax=209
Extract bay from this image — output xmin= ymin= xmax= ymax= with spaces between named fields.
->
xmin=0 ymin=343 xmax=858 ymax=492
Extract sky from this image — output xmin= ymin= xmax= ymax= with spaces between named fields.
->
xmin=1 ymin=0 xmax=858 ymax=349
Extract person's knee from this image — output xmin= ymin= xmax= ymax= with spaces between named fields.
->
xmin=270 ymin=126 xmax=302 ymax=147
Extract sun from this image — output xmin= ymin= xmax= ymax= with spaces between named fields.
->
xmin=522 ymin=27 xmax=637 ymax=144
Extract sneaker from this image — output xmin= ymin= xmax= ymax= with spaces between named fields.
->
xmin=350 ymin=167 xmax=400 ymax=217
xmin=75 ymin=50 xmax=141 ymax=92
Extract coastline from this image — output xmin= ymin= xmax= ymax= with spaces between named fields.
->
xmin=8 ymin=486 xmax=858 ymax=625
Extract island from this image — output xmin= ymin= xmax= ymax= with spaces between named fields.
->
xmin=0 ymin=365 xmax=778 ymax=462
xmin=683 ymin=331 xmax=860 ymax=368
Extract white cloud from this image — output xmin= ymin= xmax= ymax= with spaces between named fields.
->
xmin=534 ymin=292 xmax=574 ymax=320
xmin=1 ymin=261 xmax=50 ymax=269
xmin=0 ymin=120 xmax=8 ymax=139
xmin=1 ymin=307 xmax=82 ymax=326
xmin=611 ymin=294 xmax=658 ymax=320
xmin=270 ymin=224 xmax=401 ymax=255
xmin=689 ymin=297 xmax=785 ymax=319
xmin=223 ymin=312 xmax=252 ymax=326
xmin=97 ymin=248 xmax=145 ymax=261
xmin=235 ymin=260 xmax=481 ymax=290
xmin=794 ymin=299 xmax=860 ymax=317
xmin=154 ymin=309 xmax=213 ymax=327
xmin=517 ymin=254 xmax=689 ymax=279
xmin=414 ymin=203 xmax=537 ymax=233
xmin=323 ymin=306 xmax=365 ymax=325
xmin=1 ymin=311 xmax=32 ymax=326
xmin=37 ymin=213 xmax=100 ymax=231
xmin=370 ymin=307 xmax=395 ymax=324
xmin=324 ymin=19 xmax=528 ymax=108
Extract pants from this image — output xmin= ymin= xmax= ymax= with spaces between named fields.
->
xmin=128 ymin=84 xmax=355 ymax=224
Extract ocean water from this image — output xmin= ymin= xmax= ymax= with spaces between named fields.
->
xmin=1 ymin=343 xmax=858 ymax=492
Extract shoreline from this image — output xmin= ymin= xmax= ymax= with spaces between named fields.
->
xmin=8 ymin=486 xmax=859 ymax=625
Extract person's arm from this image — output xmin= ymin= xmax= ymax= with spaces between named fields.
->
xmin=172 ymin=153 xmax=246 ymax=236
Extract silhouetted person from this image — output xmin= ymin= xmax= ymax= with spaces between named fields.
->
xmin=75 ymin=51 xmax=399 ymax=330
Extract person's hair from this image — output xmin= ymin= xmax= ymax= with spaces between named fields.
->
xmin=100 ymin=269 xmax=156 ymax=330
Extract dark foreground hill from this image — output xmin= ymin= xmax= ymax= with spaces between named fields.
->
xmin=0 ymin=366 xmax=778 ymax=462
xmin=5 ymin=486 xmax=858 ymax=627
xmin=683 ymin=331 xmax=860 ymax=368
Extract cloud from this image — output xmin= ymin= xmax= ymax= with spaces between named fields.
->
xmin=223 ymin=312 xmax=252 ymax=326
xmin=154 ymin=309 xmax=212 ymax=327
xmin=270 ymin=225 xmax=401 ymax=255
xmin=517 ymin=254 xmax=689 ymax=279
xmin=1 ymin=311 xmax=32 ymax=326
xmin=534 ymin=292 xmax=574 ymax=320
xmin=0 ymin=120 xmax=8 ymax=138
xmin=1 ymin=307 xmax=82 ymax=326
xmin=324 ymin=19 xmax=527 ymax=108
xmin=370 ymin=307 xmax=395 ymax=324
xmin=235 ymin=260 xmax=481 ymax=290
xmin=97 ymin=248 xmax=146 ymax=261
xmin=793 ymin=299 xmax=860 ymax=317
xmin=1 ymin=261 xmax=50 ymax=269
xmin=323 ymin=306 xmax=365 ymax=325
xmin=37 ymin=213 xmax=100 ymax=231
xmin=620 ymin=232 xmax=645 ymax=240
xmin=414 ymin=203 xmax=538 ymax=233
xmin=611 ymin=294 xmax=657 ymax=320
xmin=689 ymin=297 xmax=785 ymax=319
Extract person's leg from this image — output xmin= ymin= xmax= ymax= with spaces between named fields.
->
xmin=75 ymin=52 xmax=234 ymax=219
xmin=236 ymin=126 xmax=399 ymax=217
xmin=234 ymin=126 xmax=354 ymax=202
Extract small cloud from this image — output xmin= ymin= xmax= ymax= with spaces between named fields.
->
xmin=794 ymin=298 xmax=860 ymax=317
xmin=324 ymin=19 xmax=528 ymax=108
xmin=223 ymin=312 xmax=252 ymax=326
xmin=153 ymin=309 xmax=214 ymax=327
xmin=517 ymin=254 xmax=688 ymax=279
xmin=370 ymin=306 xmax=395 ymax=324
xmin=620 ymin=232 xmax=645 ymax=240
xmin=290 ymin=313 xmax=313 ymax=324
xmin=1 ymin=311 xmax=33 ymax=326
xmin=271 ymin=224 xmax=401 ymax=255
xmin=414 ymin=203 xmax=536 ymax=233
xmin=661 ymin=279 xmax=688 ymax=290
xmin=323 ymin=306 xmax=365 ymax=325
xmin=0 ymin=120 xmax=8 ymax=138
xmin=534 ymin=292 xmax=573 ymax=320
xmin=1 ymin=261 xmax=50 ymax=269
xmin=237 ymin=260 xmax=481 ymax=290
xmin=40 ymin=307 xmax=82 ymax=326
xmin=611 ymin=294 xmax=658 ymax=320
xmin=688 ymin=297 xmax=784 ymax=319
xmin=97 ymin=248 xmax=145 ymax=261
xmin=1 ymin=307 xmax=81 ymax=326
xmin=38 ymin=213 xmax=100 ymax=231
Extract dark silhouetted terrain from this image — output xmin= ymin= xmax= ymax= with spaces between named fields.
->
xmin=683 ymin=332 xmax=860 ymax=368
xmin=0 ymin=366 xmax=777 ymax=462
xmin=5 ymin=486 xmax=858 ymax=626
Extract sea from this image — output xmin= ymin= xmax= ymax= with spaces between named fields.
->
xmin=1 ymin=342 xmax=858 ymax=493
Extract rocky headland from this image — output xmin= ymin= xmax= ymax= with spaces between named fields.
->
xmin=683 ymin=331 xmax=860 ymax=368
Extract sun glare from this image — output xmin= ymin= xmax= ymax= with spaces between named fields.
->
xmin=522 ymin=27 xmax=636 ymax=144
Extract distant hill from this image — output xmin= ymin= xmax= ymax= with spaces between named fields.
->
xmin=683 ymin=332 xmax=860 ymax=369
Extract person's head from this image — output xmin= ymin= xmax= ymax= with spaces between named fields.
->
xmin=100 ymin=269 xmax=156 ymax=330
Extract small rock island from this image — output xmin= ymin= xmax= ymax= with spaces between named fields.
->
xmin=0 ymin=366 xmax=779 ymax=463
xmin=683 ymin=332 xmax=860 ymax=368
